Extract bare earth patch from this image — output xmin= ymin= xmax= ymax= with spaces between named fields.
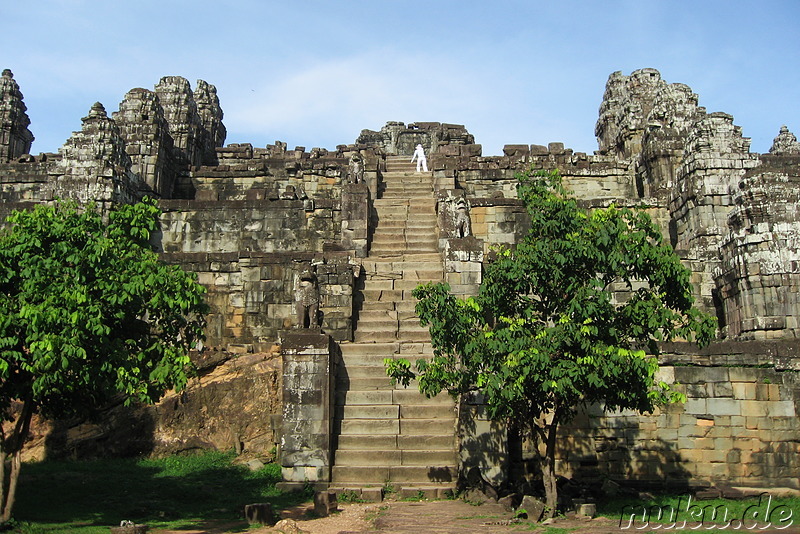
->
xmin=245 ymin=499 xmax=627 ymax=534
xmin=237 ymin=499 xmax=800 ymax=533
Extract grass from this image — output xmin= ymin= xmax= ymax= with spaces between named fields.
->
xmin=597 ymin=493 xmax=800 ymax=529
xmin=9 ymin=449 xmax=312 ymax=534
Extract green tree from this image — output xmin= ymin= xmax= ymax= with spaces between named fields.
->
xmin=387 ymin=169 xmax=715 ymax=516
xmin=0 ymin=199 xmax=207 ymax=523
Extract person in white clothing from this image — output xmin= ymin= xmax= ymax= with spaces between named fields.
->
xmin=410 ymin=144 xmax=428 ymax=172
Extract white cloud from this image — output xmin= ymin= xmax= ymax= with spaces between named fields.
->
xmin=222 ymin=50 xmax=499 ymax=151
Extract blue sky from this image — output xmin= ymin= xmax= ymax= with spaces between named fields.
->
xmin=4 ymin=0 xmax=799 ymax=156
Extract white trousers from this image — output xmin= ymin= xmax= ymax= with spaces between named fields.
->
xmin=416 ymin=158 xmax=428 ymax=172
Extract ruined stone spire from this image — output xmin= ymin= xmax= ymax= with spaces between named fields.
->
xmin=768 ymin=125 xmax=800 ymax=155
xmin=154 ymin=76 xmax=203 ymax=168
xmin=54 ymin=101 xmax=139 ymax=208
xmin=595 ymin=68 xmax=666 ymax=158
xmin=193 ymin=79 xmax=226 ymax=165
xmin=113 ymin=88 xmax=175 ymax=197
xmin=0 ymin=68 xmax=35 ymax=162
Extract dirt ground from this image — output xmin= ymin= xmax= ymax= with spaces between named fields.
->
xmin=243 ymin=498 xmax=800 ymax=534
xmin=249 ymin=499 xmax=629 ymax=534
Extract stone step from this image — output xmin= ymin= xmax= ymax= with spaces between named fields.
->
xmin=383 ymin=177 xmax=430 ymax=182
xmin=336 ymin=376 xmax=397 ymax=390
xmin=373 ymin=211 xmax=433 ymax=220
xmin=401 ymin=419 xmax=455 ymax=434
xmin=372 ymin=223 xmax=437 ymax=233
xmin=339 ymin=354 xmax=432 ymax=369
xmin=373 ymin=211 xmax=436 ymax=220
xmin=335 ymin=390 xmax=392 ymax=405
xmin=381 ymin=194 xmax=433 ymax=200
xmin=380 ymin=180 xmax=433 ymax=186
xmin=400 ymin=404 xmax=456 ymax=419
xmin=368 ymin=253 xmax=441 ymax=263
xmin=382 ymin=171 xmax=433 ymax=179
xmin=335 ymin=389 xmax=453 ymax=406
xmin=360 ymin=278 xmax=396 ymax=290
xmin=370 ymin=236 xmax=438 ymax=247
xmin=340 ymin=418 xmax=399 ymax=435
xmin=339 ymin=342 xmax=400 ymax=355
xmin=339 ymin=365 xmax=397 ymax=379
xmin=357 ymin=301 xmax=397 ymax=312
xmin=353 ymin=319 xmax=402 ymax=331
xmin=353 ymin=319 xmax=398 ymax=331
xmin=337 ymin=404 xmax=399 ymax=419
xmin=405 ymin=228 xmax=439 ymax=236
xmin=370 ymin=244 xmax=439 ymax=253
xmin=391 ymin=389 xmax=453 ymax=405
xmin=331 ymin=466 xmax=456 ymax=484
xmin=371 ymin=245 xmax=437 ymax=255
xmin=363 ymin=260 xmax=442 ymax=272
xmin=337 ymin=434 xmax=398 ymax=450
xmin=404 ymin=221 xmax=439 ymax=229
xmin=355 ymin=307 xmax=398 ymax=319
xmin=398 ymin=434 xmax=456 ymax=450
xmin=354 ymin=330 xmax=398 ymax=343
xmin=398 ymin=341 xmax=434 ymax=352
xmin=334 ymin=449 xmax=457 ymax=467
xmin=334 ymin=450 xmax=402 ymax=466
xmin=372 ymin=209 xmax=419 ymax=217
xmin=395 ymin=331 xmax=431 ymax=343
xmin=381 ymin=193 xmax=433 ymax=200
xmin=393 ymin=279 xmax=429 ymax=291
xmin=335 ymin=434 xmax=456 ymax=451
xmin=395 ymin=302 xmax=419 ymax=313
xmin=400 ymin=270 xmax=444 ymax=281
xmin=361 ymin=289 xmax=403 ymax=301
xmin=331 ymin=466 xmax=390 ymax=484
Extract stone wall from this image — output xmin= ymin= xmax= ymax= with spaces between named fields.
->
xmin=161 ymin=250 xmax=356 ymax=350
xmin=550 ymin=342 xmax=800 ymax=490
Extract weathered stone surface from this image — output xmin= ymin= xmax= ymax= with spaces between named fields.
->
xmin=769 ymin=125 xmax=800 ymax=155
xmin=0 ymin=69 xmax=34 ymax=162
xmin=357 ymin=121 xmax=475 ymax=155
xmin=18 ymin=349 xmax=282 ymax=461
xmin=518 ymin=495 xmax=545 ymax=522
xmin=52 ymin=102 xmax=142 ymax=213
xmin=244 ymin=503 xmax=276 ymax=525
xmin=280 ymin=331 xmax=334 ymax=483
xmin=193 ymin=79 xmax=226 ymax=166
xmin=113 ymin=88 xmax=175 ymax=197
xmin=313 ymin=490 xmax=338 ymax=517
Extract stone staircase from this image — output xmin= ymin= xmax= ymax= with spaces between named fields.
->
xmin=331 ymin=155 xmax=457 ymax=498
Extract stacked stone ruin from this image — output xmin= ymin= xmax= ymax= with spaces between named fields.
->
xmin=1 ymin=67 xmax=798 ymax=494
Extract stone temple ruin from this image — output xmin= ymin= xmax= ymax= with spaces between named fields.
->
xmin=1 ymin=67 xmax=799 ymax=497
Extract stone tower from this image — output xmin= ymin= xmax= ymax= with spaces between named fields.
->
xmin=0 ymin=69 xmax=35 ymax=162
xmin=51 ymin=102 xmax=141 ymax=211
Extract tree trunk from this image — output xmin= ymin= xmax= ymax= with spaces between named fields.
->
xmin=1 ymin=399 xmax=33 ymax=524
xmin=1 ymin=450 xmax=21 ymax=523
xmin=541 ymin=455 xmax=558 ymax=518
xmin=539 ymin=410 xmax=561 ymax=519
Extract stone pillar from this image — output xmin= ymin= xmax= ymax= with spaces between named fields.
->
xmin=341 ymin=182 xmax=369 ymax=257
xmin=278 ymin=330 xmax=335 ymax=489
